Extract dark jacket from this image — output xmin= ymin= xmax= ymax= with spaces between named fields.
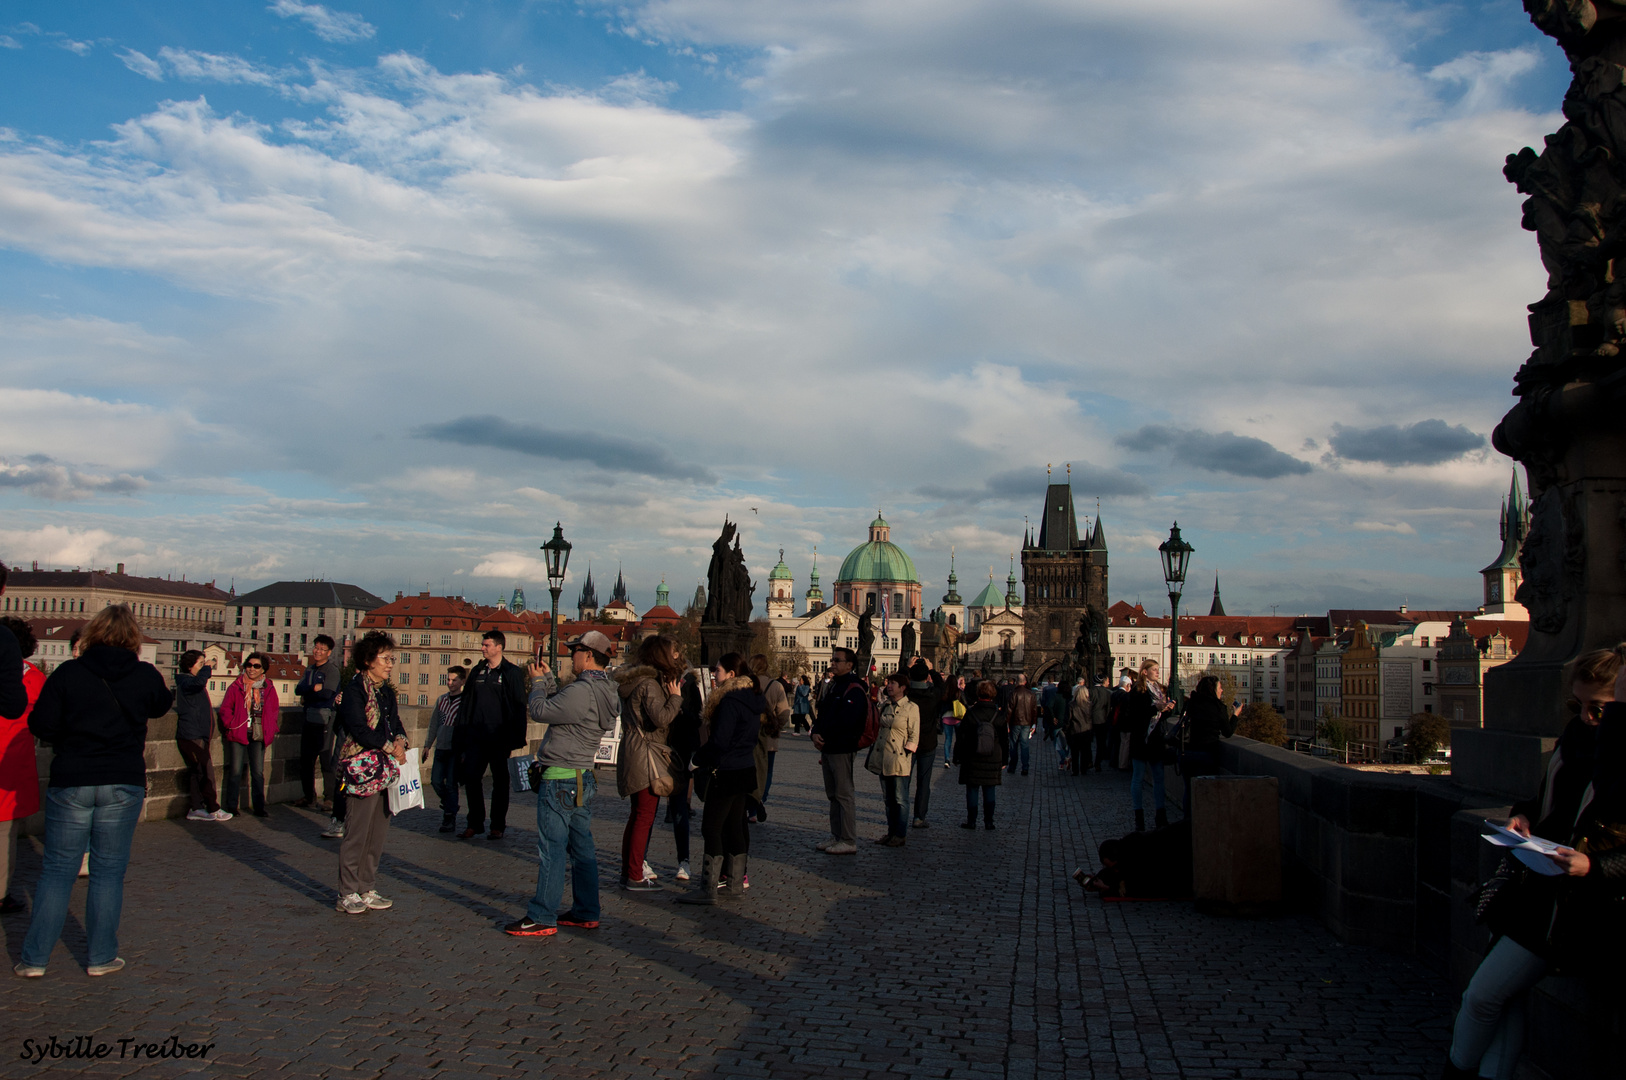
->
xmin=174 ymin=665 xmax=215 ymax=741
xmin=1009 ymin=686 xmax=1038 ymax=728
xmin=1182 ymin=693 xmax=1236 ymax=753
xmin=813 ymin=671 xmax=869 ymax=755
xmin=337 ymin=672 xmax=407 ymax=751
xmin=29 ymin=645 xmax=173 ymax=789
xmin=1545 ymin=705 xmax=1626 ymax=972
xmin=0 ymin=623 xmax=25 ymax=720
xmin=905 ymin=675 xmax=942 ymax=757
xmin=1123 ymin=689 xmax=1163 ymax=763
xmin=295 ymin=657 xmax=341 ymax=711
xmin=703 ymin=675 xmax=768 ymax=771
xmin=668 ymin=676 xmax=704 ymax=772
xmin=456 ymin=657 xmax=529 ymax=752
xmin=953 ymin=701 xmax=1007 ymax=787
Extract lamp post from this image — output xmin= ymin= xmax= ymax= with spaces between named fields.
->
xmin=1158 ymin=522 xmax=1194 ymax=706
xmin=541 ymin=522 xmax=572 ymax=675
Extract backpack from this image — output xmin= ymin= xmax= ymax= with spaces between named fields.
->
xmin=854 ymin=686 xmax=882 ymax=750
xmin=975 ymin=707 xmax=1003 ymax=758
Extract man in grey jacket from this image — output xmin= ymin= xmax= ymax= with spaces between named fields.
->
xmin=504 ymin=631 xmax=621 ymax=938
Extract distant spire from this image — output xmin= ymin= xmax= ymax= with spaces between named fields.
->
xmin=1208 ymin=573 xmax=1226 ymax=617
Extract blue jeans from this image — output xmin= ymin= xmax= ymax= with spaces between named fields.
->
xmin=23 ymin=784 xmax=145 ymax=968
xmin=1007 ymin=727 xmax=1031 ymax=771
xmin=429 ymin=749 xmax=460 ymax=817
xmin=880 ymin=774 xmax=912 ymax=837
xmin=223 ymin=739 xmax=266 ymax=815
xmin=1130 ymin=758 xmax=1165 ymax=811
xmin=1449 ymin=936 xmax=1548 ymax=1080
xmin=942 ymin=725 xmax=957 ymax=765
xmin=527 ymin=773 xmax=600 ymax=926
xmin=965 ymin=784 xmax=996 ymax=822
xmin=1052 ymin=728 xmax=1069 ymax=761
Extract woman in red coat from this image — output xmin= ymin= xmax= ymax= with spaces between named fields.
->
xmin=0 ymin=617 xmax=42 ymax=913
xmin=219 ymin=652 xmax=280 ymax=817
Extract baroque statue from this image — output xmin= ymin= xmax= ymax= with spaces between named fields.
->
xmin=702 ymin=519 xmax=754 ymax=627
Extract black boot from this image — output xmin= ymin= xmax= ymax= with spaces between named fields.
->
xmin=960 ymin=813 xmax=978 ymax=829
xmin=983 ymin=809 xmax=995 ymax=830
xmin=676 ymin=854 xmax=721 ymax=905
xmin=1440 ymin=1059 xmax=1475 ymax=1080
xmin=1135 ymin=809 xmax=1146 ymax=832
xmin=1155 ymin=807 xmax=1169 ymax=829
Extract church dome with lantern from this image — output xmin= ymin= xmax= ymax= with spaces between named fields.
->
xmin=833 ymin=513 xmax=922 ymax=620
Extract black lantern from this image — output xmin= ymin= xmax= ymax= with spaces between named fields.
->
xmin=1158 ymin=522 xmax=1195 ymax=705
xmin=541 ymin=523 xmax=572 ymax=674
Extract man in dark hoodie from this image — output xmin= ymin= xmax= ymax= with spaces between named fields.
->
xmin=905 ymin=658 xmax=943 ymax=828
xmin=812 ymin=646 xmax=868 ymax=855
xmin=18 ymin=604 xmax=172 ymax=978
xmin=456 ymin=629 xmax=529 ymax=840
xmin=174 ymin=650 xmax=226 ymax=821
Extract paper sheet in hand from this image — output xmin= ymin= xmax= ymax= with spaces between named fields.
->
xmin=1481 ymin=820 xmax=1566 ymax=877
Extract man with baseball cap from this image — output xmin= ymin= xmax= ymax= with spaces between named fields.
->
xmin=503 ymin=630 xmax=621 ymax=938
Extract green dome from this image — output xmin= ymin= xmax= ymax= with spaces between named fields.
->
xmin=969 ymin=577 xmax=1006 ymax=608
xmin=836 ymin=540 xmax=919 ymax=584
xmin=769 ymin=549 xmax=793 ymax=581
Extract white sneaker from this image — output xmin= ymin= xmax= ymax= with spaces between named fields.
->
xmin=642 ymin=860 xmax=658 ymax=882
xmin=825 ymin=841 xmax=858 ymax=855
xmin=336 ymin=893 xmax=367 ymax=915
xmin=362 ymin=890 xmax=393 ymax=910
xmin=321 ymin=818 xmax=346 ymax=839
xmin=211 ymin=809 xmax=234 ymax=821
xmin=186 ymin=809 xmax=212 ymax=821
xmin=815 ymin=838 xmax=835 ymax=851
xmin=675 ymin=860 xmax=691 ymax=881
xmin=86 ymin=958 xmax=125 ymax=976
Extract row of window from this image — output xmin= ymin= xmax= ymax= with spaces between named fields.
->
xmin=237 ymin=606 xmax=350 ymax=630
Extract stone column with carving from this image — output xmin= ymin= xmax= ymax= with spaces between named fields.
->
xmin=1458 ymin=2 xmax=1626 ymax=797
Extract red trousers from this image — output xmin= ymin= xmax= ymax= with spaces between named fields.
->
xmin=621 ymin=787 xmax=660 ymax=883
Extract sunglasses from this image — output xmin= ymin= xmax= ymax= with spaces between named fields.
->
xmin=1569 ymin=698 xmax=1608 ymax=718
xmin=244 ymin=664 xmax=264 ymax=671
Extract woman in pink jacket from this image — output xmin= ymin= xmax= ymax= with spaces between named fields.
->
xmin=219 ymin=652 xmax=280 ymax=817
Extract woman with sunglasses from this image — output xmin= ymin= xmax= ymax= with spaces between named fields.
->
xmin=220 ymin=651 xmax=280 ymax=818
xmin=1444 ymin=646 xmax=1624 ymax=1079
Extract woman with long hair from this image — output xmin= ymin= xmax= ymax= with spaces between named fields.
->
xmin=677 ymin=653 xmax=765 ymax=904
xmin=941 ymin=674 xmax=967 ymax=769
xmin=219 ymin=650 xmax=280 ymax=817
xmin=614 ymin=635 xmax=684 ymax=890
xmin=333 ymin=631 xmax=408 ymax=915
xmin=1125 ymin=660 xmax=1175 ymax=832
xmin=16 ymin=605 xmax=172 ymax=977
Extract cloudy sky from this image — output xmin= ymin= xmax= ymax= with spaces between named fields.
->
xmin=0 ymin=1 xmax=1565 ymax=617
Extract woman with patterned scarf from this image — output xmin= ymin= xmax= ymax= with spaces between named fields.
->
xmin=333 ymin=631 xmax=408 ymax=915
xmin=219 ymin=651 xmax=280 ymax=817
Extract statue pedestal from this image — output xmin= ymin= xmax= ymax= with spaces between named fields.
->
xmin=700 ymin=624 xmax=753 ymax=668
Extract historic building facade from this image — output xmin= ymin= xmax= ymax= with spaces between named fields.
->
xmin=1020 ymin=479 xmax=1108 ymax=679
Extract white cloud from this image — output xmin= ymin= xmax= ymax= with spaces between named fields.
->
xmin=118 ymin=48 xmax=164 ymax=81
xmin=0 ymin=525 xmax=142 ymax=569
xmin=1428 ymin=47 xmax=1542 ymax=114
xmin=0 ymin=457 xmax=147 ymax=500
xmin=1350 ymin=521 xmax=1418 ymax=535
xmin=0 ymin=388 xmax=211 ymax=470
xmin=268 ymin=0 xmax=377 ymax=43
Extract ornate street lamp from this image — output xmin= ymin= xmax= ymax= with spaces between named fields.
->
xmin=1158 ymin=522 xmax=1194 ymax=705
xmin=541 ymin=522 xmax=572 ymax=674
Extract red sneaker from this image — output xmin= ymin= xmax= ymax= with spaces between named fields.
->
xmin=557 ymin=916 xmax=600 ymax=929
xmin=503 ymin=919 xmax=557 ymax=937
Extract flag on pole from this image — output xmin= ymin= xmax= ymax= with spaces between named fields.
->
xmin=880 ymin=591 xmax=889 ymax=636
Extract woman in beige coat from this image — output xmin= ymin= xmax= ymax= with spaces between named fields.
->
xmin=868 ymin=671 xmax=919 ymax=847
xmin=614 ymin=636 xmax=684 ymax=890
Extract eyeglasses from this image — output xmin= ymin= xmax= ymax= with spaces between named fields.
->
xmin=1570 ymin=698 xmax=1608 ymax=718
xmin=244 ymin=664 xmax=263 ymax=671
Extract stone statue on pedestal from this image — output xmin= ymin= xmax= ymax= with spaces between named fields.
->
xmin=700 ymin=519 xmax=755 ymax=666
xmin=856 ymin=604 xmax=876 ymax=674
xmin=900 ymin=620 xmax=916 ymax=662
xmin=1461 ymin=4 xmax=1626 ymax=795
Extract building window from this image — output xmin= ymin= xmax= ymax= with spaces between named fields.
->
xmin=418 ymin=694 xmax=429 ymax=707
xmin=301 ymin=608 xmax=309 ymax=627
xmin=419 ymin=673 xmax=430 ymax=685
xmin=441 ymin=635 xmax=452 ymax=646
xmin=439 ymin=653 xmax=451 ymax=665
xmin=1422 ymin=659 xmax=1432 ymax=672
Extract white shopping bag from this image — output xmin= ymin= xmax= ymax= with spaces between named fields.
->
xmin=388 ymin=748 xmax=425 ymax=813
xmin=593 ymin=718 xmax=623 ymax=766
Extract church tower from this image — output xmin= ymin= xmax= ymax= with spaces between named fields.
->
xmin=805 ymin=548 xmax=825 ymax=614
xmin=939 ymin=547 xmax=965 ymax=629
xmin=1480 ymin=469 xmax=1530 ymax=620
xmin=767 ymin=549 xmax=795 ymax=617
xmin=1208 ymin=574 xmax=1226 ymax=617
xmin=1020 ymin=466 xmax=1110 ymax=679
xmin=577 ymin=565 xmax=598 ymax=620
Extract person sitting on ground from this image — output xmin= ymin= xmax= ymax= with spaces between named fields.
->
xmin=1072 ymin=821 xmax=1194 ymax=899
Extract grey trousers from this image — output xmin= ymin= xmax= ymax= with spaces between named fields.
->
xmin=820 ymin=752 xmax=856 ymax=842
xmin=337 ymin=792 xmax=389 ymax=897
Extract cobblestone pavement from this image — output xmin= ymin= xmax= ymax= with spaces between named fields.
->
xmin=2 ymin=735 xmax=1455 ymax=1079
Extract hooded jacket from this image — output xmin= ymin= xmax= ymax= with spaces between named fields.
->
xmin=615 ymin=664 xmax=682 ymax=796
xmin=529 ymin=668 xmax=620 ymax=771
xmin=703 ymin=675 xmax=768 ymax=771
xmin=28 ymin=644 xmax=173 ymax=789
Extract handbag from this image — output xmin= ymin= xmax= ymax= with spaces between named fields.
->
xmin=691 ymin=743 xmax=719 ymax=802
xmin=865 ymin=741 xmax=884 ymax=775
xmin=387 ymin=749 xmax=424 ymax=813
xmin=1469 ymin=852 xmax=1525 ymax=925
xmin=1117 ymin=731 xmax=1132 ymax=769
xmin=342 ymin=749 xmax=399 ymax=798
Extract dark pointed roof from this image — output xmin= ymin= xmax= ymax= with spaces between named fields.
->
xmin=578 ymin=565 xmax=598 ymax=609
xmin=1481 ymin=468 xmax=1529 ymax=573
xmin=612 ymin=565 xmax=628 ymax=603
xmin=1208 ymin=574 xmax=1226 ymax=617
xmin=1087 ymin=514 xmax=1107 ymax=553
xmin=1035 ymin=483 xmax=1081 ymax=551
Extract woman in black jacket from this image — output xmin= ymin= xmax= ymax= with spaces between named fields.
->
xmin=953 ymin=680 xmax=1007 ymax=829
xmin=174 ymin=649 xmax=224 ymax=822
xmin=17 ymin=605 xmax=172 ymax=978
xmin=332 ymin=631 xmax=408 ymax=916
xmin=1445 ymin=646 xmax=1625 ymax=1079
xmin=1179 ymin=675 xmax=1240 ymax=816
xmin=678 ymin=653 xmax=765 ymax=905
